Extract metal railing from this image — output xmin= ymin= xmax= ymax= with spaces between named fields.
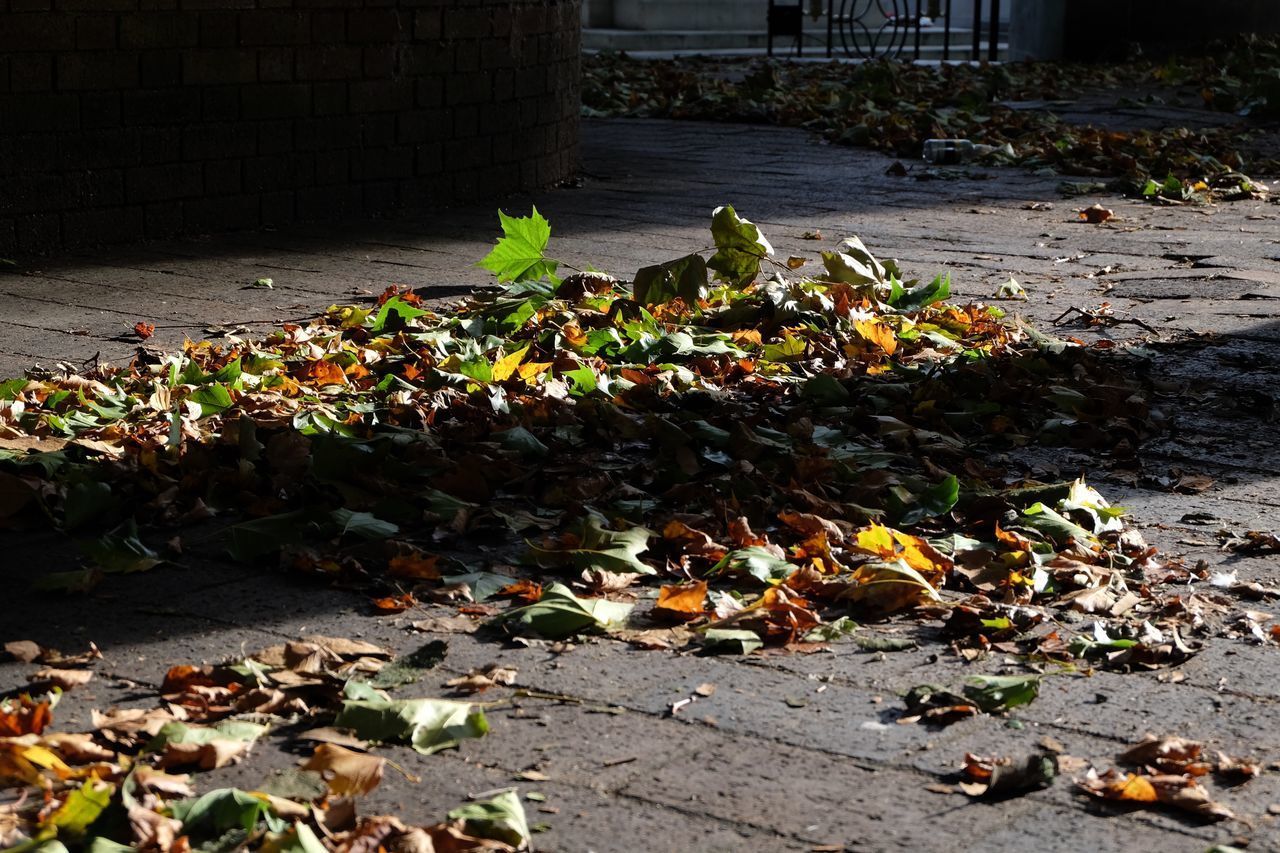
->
xmin=766 ymin=0 xmax=1002 ymax=60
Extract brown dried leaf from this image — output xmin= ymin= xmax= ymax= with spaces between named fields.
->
xmin=410 ymin=615 xmax=481 ymax=635
xmin=1078 ymin=204 xmax=1114 ymax=224
xmin=445 ymin=665 xmax=518 ymax=694
xmin=30 ymin=668 xmax=94 ymax=691
xmin=3 ymin=641 xmax=42 ymax=663
xmin=154 ymin=739 xmax=251 ymax=770
xmin=303 ymin=742 xmax=387 ymax=797
xmin=40 ymin=732 xmax=115 ymax=764
xmin=1117 ymin=734 xmax=1204 ymax=772
xmin=1078 ymin=768 xmax=1234 ymax=821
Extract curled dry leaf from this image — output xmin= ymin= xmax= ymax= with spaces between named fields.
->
xmin=1117 ymin=734 xmax=1207 ymax=774
xmin=29 ymin=668 xmax=94 ymax=690
xmin=1077 ymin=768 xmax=1235 ymax=821
xmin=1117 ymin=734 xmax=1261 ymax=782
xmin=411 ymin=615 xmax=481 ymax=634
xmin=1078 ymin=204 xmax=1115 ymax=224
xmin=959 ymin=751 xmax=1057 ymax=798
xmin=3 ymin=641 xmax=42 ymax=663
xmin=302 ymin=742 xmax=387 ymax=796
xmin=446 ymin=664 xmax=519 ymax=694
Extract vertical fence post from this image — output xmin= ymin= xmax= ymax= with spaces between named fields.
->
xmin=826 ymin=0 xmax=834 ymax=57
xmin=988 ymin=0 xmax=1000 ymax=61
xmin=971 ymin=0 xmax=981 ymax=60
xmin=943 ymin=0 xmax=951 ymax=60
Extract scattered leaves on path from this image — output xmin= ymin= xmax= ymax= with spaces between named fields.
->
xmin=0 ymin=636 xmax=522 ymax=851
xmin=2 ymin=204 xmax=1274 ymax=836
xmin=582 ymin=50 xmax=1277 ymax=199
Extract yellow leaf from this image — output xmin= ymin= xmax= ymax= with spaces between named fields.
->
xmin=853 ymin=523 xmax=950 ymax=577
xmin=491 ymin=345 xmax=530 ymax=382
xmin=853 ymin=523 xmax=896 ymax=556
xmin=853 ymin=319 xmax=897 ymax=356
xmin=517 ymin=361 xmax=553 ymax=382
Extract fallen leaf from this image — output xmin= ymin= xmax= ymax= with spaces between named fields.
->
xmin=445 ymin=664 xmax=518 ymax=694
xmin=30 ymin=668 xmax=94 ymax=690
xmin=371 ymin=593 xmax=417 ymax=614
xmin=1078 ymin=204 xmax=1114 ymax=224
xmin=654 ymin=580 xmax=709 ymax=621
xmin=0 ymin=695 xmax=53 ymax=737
xmin=302 ymin=742 xmax=386 ymax=796
xmin=334 ymin=697 xmax=489 ymax=754
xmin=959 ymin=751 xmax=1057 ymax=797
xmin=411 ymin=615 xmax=480 ymax=634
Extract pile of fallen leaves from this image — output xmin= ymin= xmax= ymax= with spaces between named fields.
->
xmin=0 ymin=635 xmax=530 ymax=852
xmin=581 ymin=51 xmax=1277 ymax=200
xmin=1 ymin=205 xmax=1243 ymax=675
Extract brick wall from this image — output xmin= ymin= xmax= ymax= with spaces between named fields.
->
xmin=0 ymin=0 xmax=581 ymax=253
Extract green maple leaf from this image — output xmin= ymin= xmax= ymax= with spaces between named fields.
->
xmin=707 ymin=204 xmax=773 ymax=288
xmin=477 ymin=207 xmax=559 ymax=283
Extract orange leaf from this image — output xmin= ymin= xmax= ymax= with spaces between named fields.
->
xmin=297 ymin=360 xmax=347 ymax=386
xmin=133 ymin=322 xmax=155 ymax=340
xmin=498 ymin=579 xmax=543 ymax=604
xmin=1106 ymin=772 xmax=1158 ymax=803
xmin=654 ymin=580 xmax=709 ymax=620
xmin=388 ymin=554 xmax=441 ymax=580
xmin=371 ymin=594 xmax=416 ymax=614
xmin=0 ymin=696 xmax=52 ymax=737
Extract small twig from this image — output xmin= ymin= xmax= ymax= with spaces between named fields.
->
xmin=1052 ymin=305 xmax=1159 ymax=335
xmin=602 ymin=756 xmax=638 ymax=767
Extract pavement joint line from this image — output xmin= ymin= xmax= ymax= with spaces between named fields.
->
xmin=1181 ymin=493 xmax=1280 ymax=511
xmin=0 ymin=289 xmax=172 ymax=324
xmin=5 ymin=271 xmax=278 ymax=313
xmin=436 ymin=751 xmax=812 ymax=849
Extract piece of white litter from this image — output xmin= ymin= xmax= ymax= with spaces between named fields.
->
xmin=1211 ymin=571 xmax=1238 ymax=589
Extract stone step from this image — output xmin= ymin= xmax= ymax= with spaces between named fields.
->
xmin=582 ymin=26 xmax=1009 ymax=60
